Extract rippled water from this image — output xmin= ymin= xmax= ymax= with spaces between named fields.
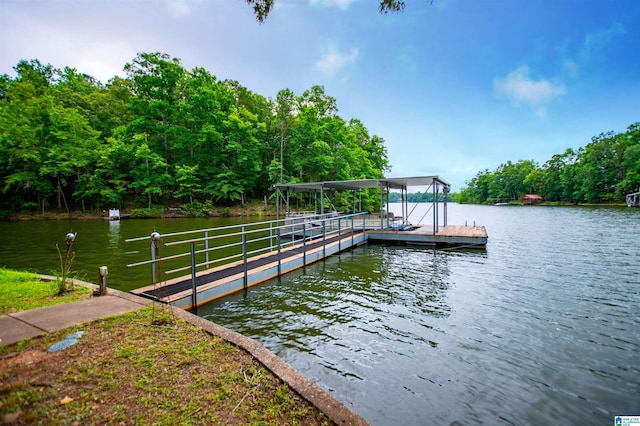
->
xmin=198 ymin=204 xmax=640 ymax=425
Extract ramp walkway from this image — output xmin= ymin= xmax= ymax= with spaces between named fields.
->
xmin=127 ymin=209 xmax=486 ymax=310
xmin=129 ymin=213 xmax=369 ymax=310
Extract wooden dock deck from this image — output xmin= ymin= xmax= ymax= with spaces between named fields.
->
xmin=367 ymin=225 xmax=488 ymax=247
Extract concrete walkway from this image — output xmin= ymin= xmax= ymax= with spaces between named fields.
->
xmin=0 ymin=294 xmax=145 ymax=346
xmin=0 ymin=283 xmax=369 ymax=425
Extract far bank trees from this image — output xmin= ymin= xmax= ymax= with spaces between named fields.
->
xmin=456 ymin=123 xmax=640 ymax=204
xmin=0 ymin=53 xmax=390 ymax=215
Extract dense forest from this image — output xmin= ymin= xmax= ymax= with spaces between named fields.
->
xmin=455 ymin=123 xmax=640 ymax=204
xmin=0 ymin=53 xmax=390 ymax=217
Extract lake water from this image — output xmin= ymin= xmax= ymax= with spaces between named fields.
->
xmin=0 ymin=216 xmax=252 ymax=292
xmin=0 ymin=204 xmax=638 ymax=424
xmin=196 ymin=204 xmax=640 ymax=425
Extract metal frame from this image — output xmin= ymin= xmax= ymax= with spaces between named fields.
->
xmin=275 ymin=176 xmax=451 ymax=232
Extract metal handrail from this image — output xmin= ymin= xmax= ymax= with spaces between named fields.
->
xmin=126 ymin=211 xmax=368 ymax=274
xmin=125 ymin=211 xmax=373 ymax=312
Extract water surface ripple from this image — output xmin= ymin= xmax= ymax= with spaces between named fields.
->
xmin=200 ymin=204 xmax=639 ymax=425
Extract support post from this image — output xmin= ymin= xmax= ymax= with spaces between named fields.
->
xmin=351 ymin=215 xmax=354 ymax=246
xmin=94 ymin=266 xmax=108 ymax=296
xmin=190 ymin=242 xmax=197 ymax=313
xmin=151 ymin=241 xmax=156 ymax=284
xmin=150 ymin=231 xmax=160 ymax=284
xmin=204 ymin=231 xmax=209 ymax=269
xmin=433 ymin=183 xmax=437 ymax=234
xmin=443 ymin=184 xmax=448 ymax=227
xmin=386 ymin=183 xmax=390 ymax=229
xmin=242 ymin=226 xmax=248 ymax=289
xmin=379 ymin=183 xmax=384 ymax=230
xmin=302 ymin=223 xmax=307 ymax=266
xmin=322 ymin=218 xmax=326 ymax=258
xmin=277 ymin=227 xmax=282 ymax=276
xmin=276 ymin=188 xmax=281 ymax=222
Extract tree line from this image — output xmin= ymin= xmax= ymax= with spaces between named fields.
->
xmin=0 ymin=52 xmax=390 ymax=215
xmin=455 ymin=123 xmax=640 ymax=204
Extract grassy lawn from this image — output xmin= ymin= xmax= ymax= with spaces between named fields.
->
xmin=0 ymin=268 xmax=92 ymax=315
xmin=0 ymin=307 xmax=331 ymax=425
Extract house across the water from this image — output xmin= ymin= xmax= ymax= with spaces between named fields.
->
xmin=522 ymin=194 xmax=543 ymax=205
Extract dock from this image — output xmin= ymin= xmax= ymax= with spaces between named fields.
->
xmin=132 ymin=227 xmax=367 ymax=309
xmin=626 ymin=188 xmax=640 ymax=207
xmin=128 ymin=176 xmax=488 ymax=310
xmin=367 ymin=225 xmax=488 ymax=246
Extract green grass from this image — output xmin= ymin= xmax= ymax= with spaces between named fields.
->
xmin=0 ymin=268 xmax=91 ymax=314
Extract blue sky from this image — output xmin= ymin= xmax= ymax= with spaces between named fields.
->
xmin=1 ymin=0 xmax=639 ymax=190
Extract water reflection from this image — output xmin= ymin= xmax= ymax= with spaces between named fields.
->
xmin=108 ymin=220 xmax=120 ymax=249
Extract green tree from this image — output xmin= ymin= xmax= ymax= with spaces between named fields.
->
xmin=129 ymin=137 xmax=172 ymax=208
xmin=174 ymin=164 xmax=202 ymax=206
xmin=246 ymin=0 xmax=413 ymax=23
xmin=125 ymin=52 xmax=187 ymax=168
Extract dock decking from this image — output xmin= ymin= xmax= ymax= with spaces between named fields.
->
xmin=367 ymin=225 xmax=487 ymax=246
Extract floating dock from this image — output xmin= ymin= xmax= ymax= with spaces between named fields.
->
xmin=367 ymin=225 xmax=488 ymax=246
xmin=128 ymin=176 xmax=488 ymax=310
xmin=132 ymin=228 xmax=367 ymax=309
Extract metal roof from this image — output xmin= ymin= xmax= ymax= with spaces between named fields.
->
xmin=274 ymin=176 xmax=450 ymax=192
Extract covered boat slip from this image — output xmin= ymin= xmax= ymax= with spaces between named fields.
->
xmin=129 ymin=176 xmax=487 ymax=309
xmin=275 ymin=176 xmax=452 ymax=234
xmin=276 ymin=176 xmax=487 ymax=245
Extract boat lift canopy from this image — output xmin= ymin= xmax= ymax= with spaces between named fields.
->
xmin=274 ymin=176 xmax=451 ymax=233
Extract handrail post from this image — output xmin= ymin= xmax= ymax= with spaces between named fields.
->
xmin=322 ymin=218 xmax=326 ymax=258
xmin=190 ymin=242 xmax=197 ymax=313
xmin=242 ymin=226 xmax=248 ymax=289
xmin=151 ymin=239 xmax=157 ymax=284
xmin=302 ymin=223 xmax=307 ymax=266
xmin=351 ymin=215 xmax=354 ymax=246
xmin=338 ymin=218 xmax=341 ymax=251
xmin=277 ymin=226 xmax=281 ymax=276
xmin=150 ymin=231 xmax=161 ymax=284
xmin=204 ymin=231 xmax=209 ymax=269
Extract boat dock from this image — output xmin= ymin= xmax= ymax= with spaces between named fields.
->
xmin=127 ymin=176 xmax=488 ymax=310
xmin=626 ymin=188 xmax=640 ymax=207
xmin=368 ymin=225 xmax=488 ymax=246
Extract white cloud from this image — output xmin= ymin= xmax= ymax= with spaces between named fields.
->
xmin=315 ymin=44 xmax=359 ymax=75
xmin=581 ymin=23 xmax=625 ymax=61
xmin=563 ymin=60 xmax=578 ymax=79
xmin=166 ymin=0 xmax=195 ymax=17
xmin=1 ymin=13 xmax=138 ymax=84
xmin=309 ymin=0 xmax=355 ymax=9
xmin=494 ymin=66 xmax=566 ymax=116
